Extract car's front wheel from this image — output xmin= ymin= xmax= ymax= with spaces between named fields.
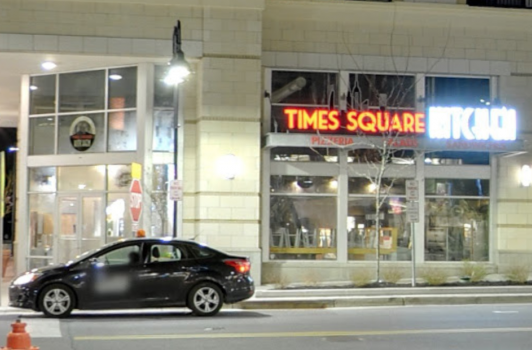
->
xmin=39 ymin=284 xmax=75 ymax=318
xmin=188 ymin=282 xmax=223 ymax=316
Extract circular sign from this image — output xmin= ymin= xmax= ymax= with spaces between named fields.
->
xmin=129 ymin=179 xmax=143 ymax=223
xmin=69 ymin=116 xmax=96 ymax=151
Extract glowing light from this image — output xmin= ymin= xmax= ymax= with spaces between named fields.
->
xmin=109 ymin=74 xmax=122 ymax=81
xmin=330 ymin=180 xmax=338 ymax=189
xmin=30 ymin=85 xmax=38 ymax=91
xmin=216 ymin=154 xmax=243 ymax=180
xmin=428 ymin=106 xmax=516 ymax=141
xmin=41 ymin=61 xmax=56 ymax=70
xmin=521 ymin=165 xmax=531 ymax=187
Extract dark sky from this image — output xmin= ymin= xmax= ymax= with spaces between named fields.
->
xmin=0 ymin=128 xmax=18 ymax=169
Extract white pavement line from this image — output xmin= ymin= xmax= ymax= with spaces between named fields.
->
xmin=25 ymin=319 xmax=62 ymax=338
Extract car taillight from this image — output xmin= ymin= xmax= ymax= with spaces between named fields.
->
xmin=224 ymin=259 xmax=251 ymax=274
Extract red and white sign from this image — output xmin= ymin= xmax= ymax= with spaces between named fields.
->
xmin=129 ymin=179 xmax=143 ymax=223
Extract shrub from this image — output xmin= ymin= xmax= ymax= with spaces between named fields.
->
xmin=351 ymin=269 xmax=373 ymax=287
xmin=461 ymin=261 xmax=488 ymax=283
xmin=419 ymin=267 xmax=448 ymax=286
xmin=505 ymin=264 xmax=530 ymax=284
xmin=382 ymin=267 xmax=405 ymax=284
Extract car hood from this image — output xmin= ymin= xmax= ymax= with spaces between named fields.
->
xmin=31 ymin=263 xmax=68 ymax=274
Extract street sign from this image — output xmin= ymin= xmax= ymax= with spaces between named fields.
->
xmin=129 ymin=179 xmax=143 ymax=223
xmin=169 ymin=179 xmax=183 ymax=201
xmin=405 ymin=180 xmax=419 ymax=201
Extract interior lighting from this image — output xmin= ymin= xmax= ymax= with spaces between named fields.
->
xmin=29 ymin=85 xmax=38 ymax=91
xmin=521 ymin=165 xmax=531 ymax=187
xmin=41 ymin=61 xmax=57 ymax=70
xmin=109 ymin=74 xmax=122 ymax=81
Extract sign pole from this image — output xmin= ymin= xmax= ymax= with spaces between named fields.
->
xmin=411 ymin=222 xmax=416 ymax=287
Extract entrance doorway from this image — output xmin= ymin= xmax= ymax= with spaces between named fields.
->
xmin=56 ymin=194 xmax=105 ymax=263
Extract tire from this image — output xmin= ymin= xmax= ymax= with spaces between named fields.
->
xmin=187 ymin=282 xmax=223 ymax=316
xmin=39 ymin=284 xmax=75 ymax=318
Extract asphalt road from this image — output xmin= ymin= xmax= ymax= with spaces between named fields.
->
xmin=0 ymin=304 xmax=531 ymax=350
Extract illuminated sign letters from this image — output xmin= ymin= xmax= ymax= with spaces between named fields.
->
xmin=428 ymin=106 xmax=516 ymax=141
xmin=283 ymin=108 xmax=425 ymax=134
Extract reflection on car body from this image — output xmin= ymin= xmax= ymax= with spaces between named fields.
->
xmin=9 ymin=238 xmax=254 ymax=317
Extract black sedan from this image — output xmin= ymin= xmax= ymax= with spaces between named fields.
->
xmin=9 ymin=238 xmax=254 ymax=317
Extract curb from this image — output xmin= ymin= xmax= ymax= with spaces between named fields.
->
xmin=236 ymin=294 xmax=532 ymax=310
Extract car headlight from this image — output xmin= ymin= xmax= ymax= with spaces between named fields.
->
xmin=13 ymin=273 xmax=41 ymax=286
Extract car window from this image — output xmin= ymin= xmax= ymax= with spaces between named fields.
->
xmin=148 ymin=244 xmax=189 ymax=263
xmin=187 ymin=244 xmax=216 ymax=259
xmin=95 ymin=244 xmax=141 ymax=266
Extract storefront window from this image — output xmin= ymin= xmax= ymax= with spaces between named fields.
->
xmin=108 ymin=111 xmax=137 ymax=151
xmin=59 ymin=70 xmax=105 ymax=113
xmin=57 ymin=113 xmax=105 ymax=154
xmin=270 ymin=196 xmax=337 ymax=260
xmin=425 ymin=77 xmax=490 ymax=107
xmin=29 ymin=75 xmax=56 ymax=115
xmin=151 ymin=164 xmax=172 ymax=236
xmin=348 ymin=73 xmax=416 ymax=109
xmin=106 ymin=194 xmax=130 ymax=243
xmin=57 ymin=165 xmax=105 ymax=192
xmin=29 ymin=117 xmax=55 ymax=155
xmin=348 ymin=149 xmax=415 ymax=164
xmin=271 ymin=147 xmax=338 ymax=162
xmin=28 ymin=194 xmax=55 ymax=268
xmin=270 ymin=175 xmax=338 ymax=194
xmin=349 ymin=178 xmax=407 ymax=196
xmin=154 ymin=65 xmax=173 ymax=108
xmin=425 ymin=178 xmax=489 ymax=261
xmin=153 ymin=110 xmax=174 ymax=152
xmin=107 ymin=165 xmax=131 ymax=192
xmin=28 ymin=167 xmax=56 ymax=192
xmin=108 ymin=67 xmax=137 ymax=109
xmin=424 ymin=152 xmax=490 ymax=165
xmin=347 ymin=197 xmax=410 ymax=261
xmin=425 ymin=179 xmax=489 ymax=197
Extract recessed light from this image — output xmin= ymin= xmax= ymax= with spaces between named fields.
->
xmin=109 ymin=74 xmax=122 ymax=81
xmin=41 ymin=61 xmax=57 ymax=70
xmin=29 ymin=85 xmax=38 ymax=91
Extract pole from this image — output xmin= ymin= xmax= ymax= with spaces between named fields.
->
xmin=172 ymin=82 xmax=179 ymax=238
xmin=0 ymin=151 xmax=5 ymax=306
xmin=411 ymin=222 xmax=416 ymax=287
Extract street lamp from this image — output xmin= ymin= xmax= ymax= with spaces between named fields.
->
xmin=165 ymin=20 xmax=190 ymax=238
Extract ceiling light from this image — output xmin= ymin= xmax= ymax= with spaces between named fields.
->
xmin=29 ymin=85 xmax=38 ymax=91
xmin=109 ymin=74 xmax=122 ymax=81
xmin=41 ymin=61 xmax=57 ymax=70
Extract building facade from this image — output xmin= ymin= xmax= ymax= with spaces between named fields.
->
xmin=2 ymin=0 xmax=532 ymax=284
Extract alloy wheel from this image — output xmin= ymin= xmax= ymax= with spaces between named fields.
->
xmin=193 ymin=286 xmax=221 ymax=314
xmin=43 ymin=288 xmax=71 ymax=316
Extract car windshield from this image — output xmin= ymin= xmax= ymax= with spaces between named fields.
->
xmin=65 ymin=241 xmax=123 ymax=266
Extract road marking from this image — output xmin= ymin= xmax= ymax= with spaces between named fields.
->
xmin=25 ymin=319 xmax=62 ymax=338
xmin=493 ymin=311 xmax=519 ymax=314
xmin=74 ymin=327 xmax=532 ymax=341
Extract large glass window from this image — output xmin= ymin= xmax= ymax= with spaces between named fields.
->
xmin=270 ymin=196 xmax=337 ymax=260
xmin=426 ymin=77 xmax=490 ymax=107
xmin=28 ymin=167 xmax=56 ymax=192
xmin=271 ymin=147 xmax=338 ymax=162
xmin=108 ymin=67 xmax=137 ymax=109
xmin=57 ymin=166 xmax=105 ymax=192
xmin=29 ymin=75 xmax=56 ymax=115
xmin=425 ymin=179 xmax=489 ymax=262
xmin=106 ymin=194 xmax=131 ymax=243
xmin=108 ymin=111 xmax=137 ymax=151
xmin=153 ymin=110 xmax=174 ymax=152
xmin=28 ymin=66 xmax=138 ymax=155
xmin=271 ymin=175 xmax=338 ymax=194
xmin=348 ymin=73 xmax=416 ymax=109
xmin=28 ymin=194 xmax=55 ymax=269
xmin=151 ymin=164 xmax=173 ymax=236
xmin=59 ymin=70 xmax=105 ymax=113
xmin=29 ymin=117 xmax=55 ymax=155
xmin=348 ymin=197 xmax=410 ymax=261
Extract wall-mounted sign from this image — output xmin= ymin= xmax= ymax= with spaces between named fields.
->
xmin=283 ymin=108 xmax=425 ymax=134
xmin=427 ymin=106 xmax=516 ymax=141
xmin=70 ymin=116 xmax=96 ymax=151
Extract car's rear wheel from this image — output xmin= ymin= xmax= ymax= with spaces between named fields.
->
xmin=39 ymin=284 xmax=74 ymax=318
xmin=188 ymin=282 xmax=223 ymax=316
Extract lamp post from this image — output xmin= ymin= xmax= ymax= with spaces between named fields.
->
xmin=165 ymin=20 xmax=190 ymax=238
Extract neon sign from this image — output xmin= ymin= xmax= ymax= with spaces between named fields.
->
xmin=283 ymin=108 xmax=425 ymax=134
xmin=428 ymin=107 xmax=516 ymax=141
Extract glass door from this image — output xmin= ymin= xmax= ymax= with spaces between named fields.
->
xmin=56 ymin=194 xmax=104 ymax=263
